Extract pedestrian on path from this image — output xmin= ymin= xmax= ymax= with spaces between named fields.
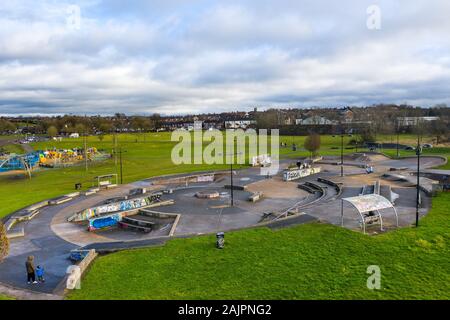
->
xmin=25 ymin=256 xmax=37 ymax=284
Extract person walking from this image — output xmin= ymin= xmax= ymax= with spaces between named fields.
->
xmin=25 ymin=255 xmax=37 ymax=284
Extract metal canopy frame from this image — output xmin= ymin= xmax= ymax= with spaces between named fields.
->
xmin=340 ymin=194 xmax=399 ymax=234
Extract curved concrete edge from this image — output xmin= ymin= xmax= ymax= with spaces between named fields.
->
xmin=0 ymin=282 xmax=63 ymax=300
xmin=317 ymin=177 xmax=343 ymax=199
xmin=375 ymin=151 xmax=448 ymax=166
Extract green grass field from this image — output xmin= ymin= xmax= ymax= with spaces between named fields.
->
xmin=0 ymin=294 xmax=14 ymax=300
xmin=68 ymin=192 xmax=450 ymax=300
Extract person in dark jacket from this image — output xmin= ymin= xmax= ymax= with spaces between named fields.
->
xmin=25 ymin=255 xmax=37 ymax=284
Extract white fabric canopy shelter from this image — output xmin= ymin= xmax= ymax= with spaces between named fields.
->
xmin=341 ymin=194 xmax=399 ymax=234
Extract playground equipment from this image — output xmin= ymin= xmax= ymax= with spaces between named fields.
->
xmin=0 ymin=153 xmax=40 ymax=178
xmin=0 ymin=147 xmax=103 ymax=174
xmin=39 ymin=147 xmax=99 ymax=168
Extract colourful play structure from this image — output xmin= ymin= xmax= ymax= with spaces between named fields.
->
xmin=0 ymin=147 xmax=102 ymax=173
xmin=38 ymin=147 xmax=98 ymax=168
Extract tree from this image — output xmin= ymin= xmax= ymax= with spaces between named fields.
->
xmin=47 ymin=125 xmax=58 ymax=138
xmin=304 ymin=132 xmax=321 ymax=158
xmin=0 ymin=222 xmax=9 ymax=262
xmin=0 ymin=119 xmax=16 ymax=133
xmin=75 ymin=123 xmax=86 ymax=135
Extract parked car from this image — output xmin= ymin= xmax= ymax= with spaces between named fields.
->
xmin=404 ymin=146 xmax=415 ymax=151
xmin=422 ymin=143 xmax=433 ymax=149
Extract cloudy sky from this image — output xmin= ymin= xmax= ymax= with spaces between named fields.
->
xmin=0 ymin=0 xmax=450 ymax=116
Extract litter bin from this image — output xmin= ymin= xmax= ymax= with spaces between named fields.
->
xmin=216 ymin=232 xmax=225 ymax=249
xmin=75 ymin=183 xmax=82 ymax=190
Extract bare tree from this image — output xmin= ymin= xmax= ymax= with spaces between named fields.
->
xmin=47 ymin=125 xmax=58 ymax=138
xmin=304 ymin=132 xmax=321 ymax=158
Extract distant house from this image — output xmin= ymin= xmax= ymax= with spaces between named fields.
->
xmin=224 ymin=120 xmax=256 ymax=129
xmin=396 ymin=116 xmax=440 ymax=127
xmin=295 ymin=116 xmax=335 ymax=125
xmin=339 ymin=107 xmax=354 ymax=123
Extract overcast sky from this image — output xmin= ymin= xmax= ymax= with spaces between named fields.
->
xmin=1 ymin=0 xmax=450 ymax=116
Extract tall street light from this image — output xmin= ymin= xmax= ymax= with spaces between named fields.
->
xmin=415 ymin=134 xmax=422 ymax=227
xmin=333 ymin=131 xmax=352 ymax=177
xmin=113 ymin=147 xmax=127 ymax=184
xmin=219 ymin=151 xmax=242 ymax=207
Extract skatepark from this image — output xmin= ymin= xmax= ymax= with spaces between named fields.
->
xmin=0 ymin=152 xmax=447 ymax=296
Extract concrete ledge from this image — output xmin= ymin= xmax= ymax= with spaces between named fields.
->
xmin=84 ymin=187 xmax=100 ymax=196
xmin=224 ymin=184 xmax=247 ymax=191
xmin=48 ymin=196 xmax=73 ymax=205
xmin=248 ymin=192 xmax=263 ymax=202
xmin=27 ymin=201 xmax=48 ymax=211
xmin=65 ymin=192 xmax=80 ymax=198
xmin=6 ymin=227 xmax=25 ymax=239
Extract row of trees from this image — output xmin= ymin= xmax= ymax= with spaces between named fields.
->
xmin=0 ymin=119 xmax=17 ymax=133
xmin=23 ymin=114 xmax=163 ymax=137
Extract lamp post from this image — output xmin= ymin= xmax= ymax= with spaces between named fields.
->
xmin=219 ymin=151 xmax=242 ymax=207
xmin=415 ymin=134 xmax=422 ymax=227
xmin=113 ymin=147 xmax=127 ymax=184
xmin=333 ymin=131 xmax=352 ymax=177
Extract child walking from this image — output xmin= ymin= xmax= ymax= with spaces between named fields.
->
xmin=36 ymin=265 xmax=45 ymax=283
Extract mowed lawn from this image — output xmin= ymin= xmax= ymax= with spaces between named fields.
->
xmin=69 ymin=193 xmax=450 ymax=300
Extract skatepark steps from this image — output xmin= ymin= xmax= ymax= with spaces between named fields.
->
xmin=135 ymin=209 xmax=181 ymax=236
xmin=317 ymin=177 xmax=342 ymax=193
xmin=297 ymin=184 xmax=317 ymax=194
xmin=118 ymin=217 xmax=154 ymax=233
xmin=304 ymin=181 xmax=325 ymax=192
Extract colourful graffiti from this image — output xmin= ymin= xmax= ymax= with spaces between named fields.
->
xmin=69 ymin=193 xmax=162 ymax=222
xmin=88 ymin=213 xmax=122 ymax=231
